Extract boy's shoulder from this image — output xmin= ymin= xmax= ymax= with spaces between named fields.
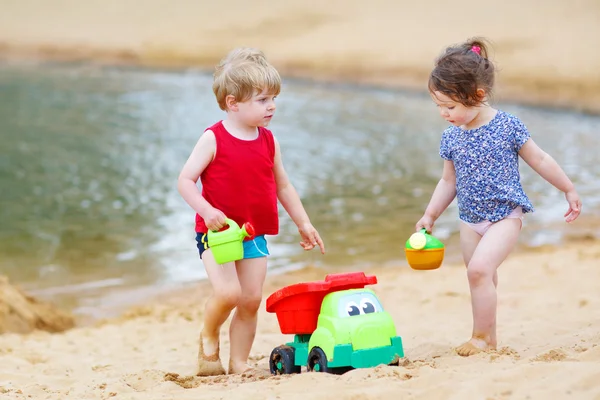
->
xmin=258 ymin=125 xmax=275 ymax=137
xmin=205 ymin=120 xmax=224 ymax=133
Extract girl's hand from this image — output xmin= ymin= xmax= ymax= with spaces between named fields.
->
xmin=298 ymin=223 xmax=325 ymax=254
xmin=564 ymin=190 xmax=582 ymax=223
xmin=415 ymin=214 xmax=435 ymax=233
xmin=203 ymin=208 xmax=227 ymax=231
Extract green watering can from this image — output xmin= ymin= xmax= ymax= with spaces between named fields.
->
xmin=207 ymin=218 xmax=255 ymax=264
xmin=404 ymin=228 xmax=445 ymax=270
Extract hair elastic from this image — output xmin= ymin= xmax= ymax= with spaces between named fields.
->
xmin=471 ymin=45 xmax=481 ymax=55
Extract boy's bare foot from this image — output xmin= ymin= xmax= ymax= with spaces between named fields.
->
xmin=455 ymin=336 xmax=495 ymax=357
xmin=228 ymin=360 xmax=251 ymax=375
xmin=196 ymin=332 xmax=226 ymax=376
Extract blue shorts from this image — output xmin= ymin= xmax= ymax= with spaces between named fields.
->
xmin=195 ymin=233 xmax=270 ymax=260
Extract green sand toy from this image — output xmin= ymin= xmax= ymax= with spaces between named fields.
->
xmin=207 ymin=218 xmax=255 ymax=264
xmin=404 ymin=228 xmax=445 ymax=270
xmin=266 ymin=272 xmax=404 ymax=375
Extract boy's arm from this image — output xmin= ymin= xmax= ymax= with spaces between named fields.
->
xmin=273 ymin=137 xmax=325 ymax=254
xmin=177 ymin=130 xmax=227 ymax=230
xmin=416 ymin=160 xmax=457 ymax=232
xmin=519 ymin=139 xmax=581 ymax=222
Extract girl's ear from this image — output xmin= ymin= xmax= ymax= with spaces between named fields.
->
xmin=225 ymin=95 xmax=238 ymax=111
xmin=476 ymin=88 xmax=487 ymax=101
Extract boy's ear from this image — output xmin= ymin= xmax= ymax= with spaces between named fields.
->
xmin=225 ymin=95 xmax=238 ymax=111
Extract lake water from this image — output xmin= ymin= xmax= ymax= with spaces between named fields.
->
xmin=1 ymin=62 xmax=599 ymax=317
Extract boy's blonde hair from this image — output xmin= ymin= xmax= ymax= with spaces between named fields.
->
xmin=213 ymin=47 xmax=281 ymax=111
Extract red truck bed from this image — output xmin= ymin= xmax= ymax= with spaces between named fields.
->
xmin=265 ymin=272 xmax=377 ymax=334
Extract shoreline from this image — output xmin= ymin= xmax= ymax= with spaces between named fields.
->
xmin=8 ymin=216 xmax=598 ymax=328
xmin=25 ymin=227 xmax=599 ymax=330
xmin=2 ymin=46 xmax=599 ymax=115
xmin=1 ymin=0 xmax=599 ymax=115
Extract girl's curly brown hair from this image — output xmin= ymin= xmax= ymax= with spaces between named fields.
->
xmin=428 ymin=37 xmax=495 ymax=107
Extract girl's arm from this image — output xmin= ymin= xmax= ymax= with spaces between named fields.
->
xmin=177 ymin=130 xmax=227 ymax=230
xmin=519 ymin=139 xmax=581 ymax=222
xmin=272 ymin=138 xmax=325 ymax=254
xmin=416 ymin=160 xmax=457 ymax=232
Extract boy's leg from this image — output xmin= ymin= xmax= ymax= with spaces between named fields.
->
xmin=198 ymin=249 xmax=242 ymax=375
xmin=228 ymin=256 xmax=267 ymax=374
xmin=456 ymin=218 xmax=521 ymax=357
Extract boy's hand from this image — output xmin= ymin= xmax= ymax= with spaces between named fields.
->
xmin=203 ymin=208 xmax=227 ymax=231
xmin=415 ymin=214 xmax=435 ymax=233
xmin=564 ymin=190 xmax=582 ymax=223
xmin=298 ymin=223 xmax=325 ymax=254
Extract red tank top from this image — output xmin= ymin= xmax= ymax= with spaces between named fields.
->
xmin=195 ymin=121 xmax=279 ymax=235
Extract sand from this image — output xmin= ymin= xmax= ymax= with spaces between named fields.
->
xmin=0 ymin=276 xmax=74 ymax=335
xmin=1 ymin=239 xmax=600 ymax=399
xmin=1 ymin=2 xmax=600 ymax=398
xmin=1 ymin=0 xmax=600 ymax=113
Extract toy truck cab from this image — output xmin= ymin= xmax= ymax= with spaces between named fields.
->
xmin=266 ymin=272 xmax=404 ymax=375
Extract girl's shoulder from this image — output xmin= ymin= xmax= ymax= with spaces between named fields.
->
xmin=441 ymin=125 xmax=460 ymax=141
xmin=492 ymin=110 xmax=527 ymax=130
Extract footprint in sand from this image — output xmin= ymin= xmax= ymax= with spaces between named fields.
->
xmin=122 ymin=370 xmax=170 ymax=391
xmin=490 ymin=347 xmax=521 ymax=360
xmin=531 ymin=349 xmax=569 ymax=362
xmin=164 ymin=367 xmax=272 ymax=389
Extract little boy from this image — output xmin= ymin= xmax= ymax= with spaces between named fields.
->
xmin=177 ymin=48 xmax=325 ymax=375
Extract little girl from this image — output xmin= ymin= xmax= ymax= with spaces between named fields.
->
xmin=416 ymin=38 xmax=582 ymax=356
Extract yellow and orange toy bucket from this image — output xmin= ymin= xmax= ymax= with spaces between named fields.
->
xmin=404 ymin=229 xmax=445 ymax=270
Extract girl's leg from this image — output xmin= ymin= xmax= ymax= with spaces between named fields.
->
xmin=228 ymin=256 xmax=267 ymax=374
xmin=460 ymin=223 xmax=497 ymax=288
xmin=460 ymin=222 xmax=501 ymax=351
xmin=197 ymin=250 xmax=242 ymax=375
xmin=456 ymin=218 xmax=521 ymax=356
xmin=460 ymin=221 xmax=482 ymax=266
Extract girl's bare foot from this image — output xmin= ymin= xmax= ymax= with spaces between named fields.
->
xmin=455 ymin=336 xmax=496 ymax=357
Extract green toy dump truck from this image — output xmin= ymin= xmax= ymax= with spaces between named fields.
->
xmin=266 ymin=272 xmax=404 ymax=374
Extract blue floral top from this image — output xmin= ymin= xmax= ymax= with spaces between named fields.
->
xmin=439 ymin=110 xmax=535 ymax=223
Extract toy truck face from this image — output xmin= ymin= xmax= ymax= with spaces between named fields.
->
xmin=335 ymin=291 xmax=383 ymax=318
xmin=310 ymin=288 xmax=397 ymax=356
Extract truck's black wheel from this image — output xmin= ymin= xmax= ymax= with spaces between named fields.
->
xmin=308 ymin=347 xmax=353 ymax=374
xmin=269 ymin=345 xmax=301 ymax=375
xmin=307 ymin=347 xmax=333 ymax=373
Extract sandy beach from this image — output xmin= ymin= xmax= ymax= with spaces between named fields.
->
xmin=1 ymin=0 xmax=600 ymax=113
xmin=1 ymin=238 xmax=600 ymax=399
xmin=1 ymin=1 xmax=600 ymax=399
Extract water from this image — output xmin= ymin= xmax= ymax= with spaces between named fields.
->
xmin=1 ymin=62 xmax=599 ymax=316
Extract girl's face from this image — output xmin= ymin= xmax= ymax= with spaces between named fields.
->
xmin=431 ymin=91 xmax=480 ymax=128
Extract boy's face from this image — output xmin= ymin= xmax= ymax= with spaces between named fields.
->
xmin=235 ymin=89 xmax=277 ymax=127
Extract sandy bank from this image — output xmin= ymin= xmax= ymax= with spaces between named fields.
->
xmin=1 ymin=0 xmax=599 ymax=112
